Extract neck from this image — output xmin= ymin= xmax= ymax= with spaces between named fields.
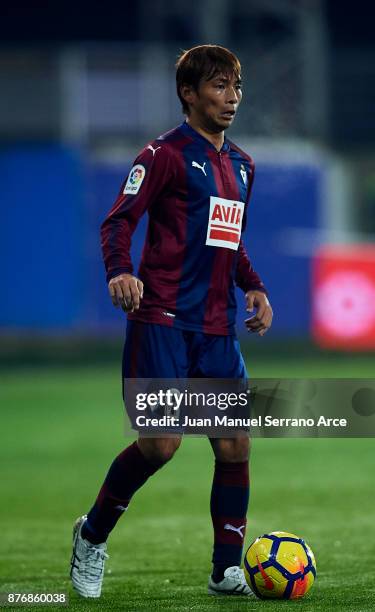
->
xmin=186 ymin=117 xmax=224 ymax=152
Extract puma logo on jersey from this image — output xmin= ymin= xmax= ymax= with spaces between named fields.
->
xmin=224 ymin=523 xmax=245 ymax=538
xmin=147 ymin=144 xmax=161 ymax=156
xmin=206 ymin=196 xmax=244 ymax=251
xmin=192 ymin=161 xmax=207 ymax=176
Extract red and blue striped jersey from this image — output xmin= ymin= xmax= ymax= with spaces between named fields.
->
xmin=101 ymin=121 xmax=266 ymax=335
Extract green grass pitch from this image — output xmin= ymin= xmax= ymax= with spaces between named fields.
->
xmin=1 ymin=357 xmax=375 ymax=611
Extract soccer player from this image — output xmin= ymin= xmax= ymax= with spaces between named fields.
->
xmin=70 ymin=44 xmax=273 ymax=598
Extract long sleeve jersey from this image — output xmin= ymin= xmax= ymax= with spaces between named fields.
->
xmin=101 ymin=121 xmax=266 ymax=336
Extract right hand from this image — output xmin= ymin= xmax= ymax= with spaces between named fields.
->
xmin=108 ymin=273 xmax=144 ymax=312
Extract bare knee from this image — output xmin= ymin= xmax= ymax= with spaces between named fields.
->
xmin=211 ymin=436 xmax=250 ymax=462
xmin=137 ymin=436 xmax=182 ymax=465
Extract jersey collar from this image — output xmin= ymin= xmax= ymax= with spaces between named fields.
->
xmin=179 ymin=121 xmax=230 ymax=153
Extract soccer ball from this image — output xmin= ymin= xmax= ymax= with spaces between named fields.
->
xmin=244 ymin=531 xmax=316 ymax=599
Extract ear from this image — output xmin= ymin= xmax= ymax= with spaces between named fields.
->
xmin=180 ymin=84 xmax=197 ymax=109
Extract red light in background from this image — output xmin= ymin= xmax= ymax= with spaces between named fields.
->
xmin=312 ymin=245 xmax=375 ymax=350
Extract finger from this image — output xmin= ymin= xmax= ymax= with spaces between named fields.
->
xmin=257 ymin=311 xmax=273 ymax=334
xmin=137 ymin=279 xmax=144 ymax=299
xmin=253 ymin=322 xmax=267 ymax=334
xmin=246 ymin=315 xmax=268 ymax=333
xmin=119 ymin=284 xmax=134 ymax=312
xmin=121 ymin=301 xmax=134 ymax=313
xmin=114 ymin=282 xmax=133 ymax=311
xmin=120 ymin=280 xmax=133 ymax=309
xmin=248 ymin=311 xmax=261 ymax=323
xmin=245 ymin=316 xmax=257 ymax=327
xmin=129 ymin=278 xmax=141 ymax=310
xmin=246 ymin=294 xmax=255 ymax=312
xmin=255 ymin=300 xmax=267 ymax=322
xmin=114 ymin=282 xmax=126 ymax=308
xmin=248 ymin=325 xmax=266 ymax=334
xmin=108 ymin=282 xmax=119 ymax=307
xmin=249 ymin=324 xmax=265 ymax=333
xmin=245 ymin=316 xmax=264 ymax=330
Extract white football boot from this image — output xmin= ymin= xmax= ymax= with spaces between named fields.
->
xmin=70 ymin=515 xmax=108 ymax=598
xmin=208 ymin=566 xmax=255 ymax=596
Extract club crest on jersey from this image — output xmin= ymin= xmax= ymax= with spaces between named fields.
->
xmin=123 ymin=164 xmax=146 ymax=194
xmin=206 ymin=196 xmax=244 ymax=251
xmin=240 ymin=164 xmax=247 ymax=185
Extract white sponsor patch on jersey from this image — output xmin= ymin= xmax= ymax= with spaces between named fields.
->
xmin=123 ymin=164 xmax=146 ymax=195
xmin=206 ymin=196 xmax=244 ymax=251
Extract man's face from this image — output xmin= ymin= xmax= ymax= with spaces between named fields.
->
xmin=185 ymin=72 xmax=242 ymax=132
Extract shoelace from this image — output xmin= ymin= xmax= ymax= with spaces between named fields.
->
xmin=227 ymin=567 xmax=246 ymax=583
xmin=83 ymin=546 xmax=109 ymax=581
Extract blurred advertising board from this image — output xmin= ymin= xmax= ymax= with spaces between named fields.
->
xmin=312 ymin=245 xmax=375 ymax=349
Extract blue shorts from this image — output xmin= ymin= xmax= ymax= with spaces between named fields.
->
xmin=122 ymin=320 xmax=247 ymax=379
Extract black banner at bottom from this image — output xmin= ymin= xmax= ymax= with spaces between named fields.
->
xmin=122 ymin=378 xmax=375 ymax=438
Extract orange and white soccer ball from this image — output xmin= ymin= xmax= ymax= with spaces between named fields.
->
xmin=244 ymin=531 xmax=316 ymax=599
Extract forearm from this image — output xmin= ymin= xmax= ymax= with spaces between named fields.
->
xmin=235 ymin=240 xmax=267 ymax=294
xmin=101 ymin=215 xmax=134 ymax=283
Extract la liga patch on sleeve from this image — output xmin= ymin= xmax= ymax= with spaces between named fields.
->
xmin=123 ymin=164 xmax=146 ymax=194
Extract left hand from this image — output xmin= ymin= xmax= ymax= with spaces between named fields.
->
xmin=245 ymin=290 xmax=273 ymax=336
